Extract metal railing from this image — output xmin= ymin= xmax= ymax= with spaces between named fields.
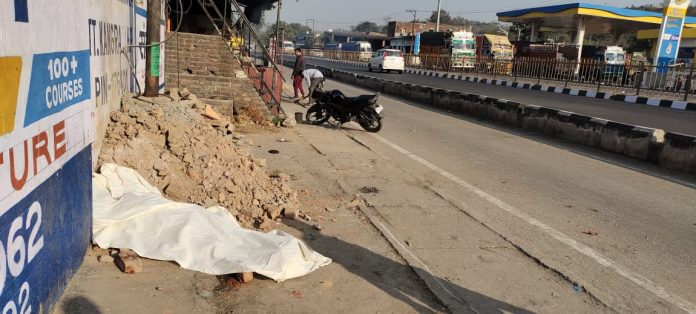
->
xmin=195 ymin=0 xmax=285 ymax=115
xmin=307 ymin=49 xmax=696 ymax=101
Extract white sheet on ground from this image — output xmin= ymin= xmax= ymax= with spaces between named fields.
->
xmin=92 ymin=163 xmax=331 ymax=281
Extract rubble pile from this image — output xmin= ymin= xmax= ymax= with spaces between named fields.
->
xmin=98 ymin=90 xmax=299 ymax=229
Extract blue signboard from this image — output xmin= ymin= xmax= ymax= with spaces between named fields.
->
xmin=23 ymin=50 xmax=91 ymax=127
xmin=414 ymin=33 xmax=421 ymax=54
xmin=0 ymin=148 xmax=92 ymax=312
xmin=656 ymin=16 xmax=684 ymax=71
xmin=654 ymin=0 xmax=692 ymax=72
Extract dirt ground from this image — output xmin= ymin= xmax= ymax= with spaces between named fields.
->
xmin=54 ymin=97 xmax=445 ymax=313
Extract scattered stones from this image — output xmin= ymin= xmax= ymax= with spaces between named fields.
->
xmin=281 ymin=118 xmax=297 ymax=128
xmin=283 ymin=207 xmax=300 ymax=220
xmin=115 ymin=249 xmax=144 ymax=274
xmin=179 ymin=87 xmax=191 ymax=99
xmin=268 ymin=149 xmax=280 ymax=154
xmin=150 ymin=108 xmax=164 ymax=119
xmin=583 ymin=230 xmax=599 ymax=236
xmin=198 ymin=289 xmax=213 ymax=299
xmin=166 ymin=88 xmax=181 ymax=102
xmin=97 ymin=255 xmax=114 ymax=263
xmin=359 ymin=186 xmax=380 ymax=194
xmin=313 ymin=224 xmax=323 ymax=231
xmin=290 ymin=289 xmax=302 ymax=299
xmin=320 ymin=280 xmax=334 ymax=289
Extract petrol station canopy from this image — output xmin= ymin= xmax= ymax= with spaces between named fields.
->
xmin=497 ymin=3 xmax=696 ymax=36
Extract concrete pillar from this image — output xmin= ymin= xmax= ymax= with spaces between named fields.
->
xmin=530 ymin=22 xmax=540 ymax=42
xmin=574 ymin=17 xmax=586 ymax=74
xmin=611 ymin=30 xmax=623 ymax=45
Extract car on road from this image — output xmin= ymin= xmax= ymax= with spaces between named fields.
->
xmin=368 ymin=49 xmax=405 ymax=74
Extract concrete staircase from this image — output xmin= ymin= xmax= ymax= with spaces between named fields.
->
xmin=164 ymin=32 xmax=267 ymax=116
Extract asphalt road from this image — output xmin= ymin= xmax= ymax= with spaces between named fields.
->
xmin=304 ymin=58 xmax=696 ymax=135
xmin=293 ymin=71 xmax=696 ymax=312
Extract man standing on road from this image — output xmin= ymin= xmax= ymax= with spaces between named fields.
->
xmin=302 ymin=68 xmax=325 ymax=104
xmin=292 ymin=48 xmax=306 ymax=100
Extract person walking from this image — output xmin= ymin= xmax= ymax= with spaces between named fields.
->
xmin=302 ymin=68 xmax=325 ymax=104
xmin=292 ymin=48 xmax=306 ymax=100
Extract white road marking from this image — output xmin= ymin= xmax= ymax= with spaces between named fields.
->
xmin=370 ymin=133 xmax=696 ymax=314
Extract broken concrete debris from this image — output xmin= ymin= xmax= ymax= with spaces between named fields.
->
xmin=281 ymin=117 xmax=297 ymax=128
xmin=203 ymin=104 xmax=222 ymax=120
xmin=179 ymin=87 xmax=192 ymax=99
xmin=99 ymin=91 xmax=301 ymax=229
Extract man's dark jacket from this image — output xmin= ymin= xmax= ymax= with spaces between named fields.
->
xmin=293 ymin=55 xmax=305 ymax=77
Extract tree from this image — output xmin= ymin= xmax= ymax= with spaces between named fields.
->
xmin=265 ymin=21 xmax=311 ymax=43
xmin=352 ymin=21 xmax=382 ymax=33
xmin=428 ymin=9 xmax=452 ymax=25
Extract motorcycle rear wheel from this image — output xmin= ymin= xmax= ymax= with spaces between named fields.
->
xmin=358 ymin=109 xmax=382 ymax=133
xmin=306 ymin=105 xmax=331 ymax=125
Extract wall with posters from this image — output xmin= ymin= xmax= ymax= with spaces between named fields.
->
xmin=0 ymin=0 xmax=163 ymax=311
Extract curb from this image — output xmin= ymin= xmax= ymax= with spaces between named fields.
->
xmin=304 ymin=57 xmax=696 ymax=112
xmin=289 ymin=59 xmax=696 ymax=175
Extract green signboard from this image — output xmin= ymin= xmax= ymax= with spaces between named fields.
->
xmin=151 ymin=43 xmax=160 ymax=76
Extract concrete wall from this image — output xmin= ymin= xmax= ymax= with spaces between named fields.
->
xmin=0 ymin=0 xmax=162 ymax=311
xmin=299 ymin=62 xmax=696 ymax=174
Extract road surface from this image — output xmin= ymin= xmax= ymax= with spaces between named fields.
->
xmin=303 ymin=58 xmax=696 ymax=135
xmin=283 ymin=68 xmax=696 ymax=313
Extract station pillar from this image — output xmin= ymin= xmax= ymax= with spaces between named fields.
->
xmin=574 ymin=17 xmax=587 ymax=74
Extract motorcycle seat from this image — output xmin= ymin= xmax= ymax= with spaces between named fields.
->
xmin=340 ymin=95 xmax=378 ymax=107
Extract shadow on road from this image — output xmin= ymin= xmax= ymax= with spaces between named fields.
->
xmin=285 ymin=219 xmax=533 ymax=314
xmin=61 ymin=296 xmax=102 ymax=314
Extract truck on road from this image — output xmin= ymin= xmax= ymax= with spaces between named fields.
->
xmin=340 ymin=41 xmax=373 ymax=62
xmin=419 ymin=31 xmax=476 ymax=70
xmin=476 ymin=34 xmax=514 ymax=74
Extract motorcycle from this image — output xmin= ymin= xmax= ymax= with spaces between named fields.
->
xmin=305 ymin=89 xmax=384 ymax=132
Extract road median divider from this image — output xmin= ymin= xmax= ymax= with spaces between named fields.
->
xmin=289 ymin=62 xmax=696 ymax=174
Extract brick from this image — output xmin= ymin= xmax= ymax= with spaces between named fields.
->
xmin=115 ymin=249 xmax=144 ymax=274
xmin=236 ymin=272 xmax=254 ymax=283
xmin=203 ymin=105 xmax=221 ymax=120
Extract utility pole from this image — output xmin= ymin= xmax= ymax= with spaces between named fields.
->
xmin=436 ymin=0 xmax=442 ymax=32
xmin=407 ymin=9 xmax=417 ymax=54
xmin=275 ymin=0 xmax=283 ymax=64
xmin=306 ymin=18 xmax=315 ymax=47
xmin=144 ymin=0 xmax=162 ymax=97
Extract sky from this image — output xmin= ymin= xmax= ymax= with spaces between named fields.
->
xmin=273 ymin=0 xmax=662 ymax=31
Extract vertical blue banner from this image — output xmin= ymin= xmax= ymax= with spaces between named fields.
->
xmin=656 ymin=16 xmax=684 ymax=72
xmin=654 ymin=0 xmax=693 ymax=72
xmin=414 ymin=33 xmax=421 ymax=55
